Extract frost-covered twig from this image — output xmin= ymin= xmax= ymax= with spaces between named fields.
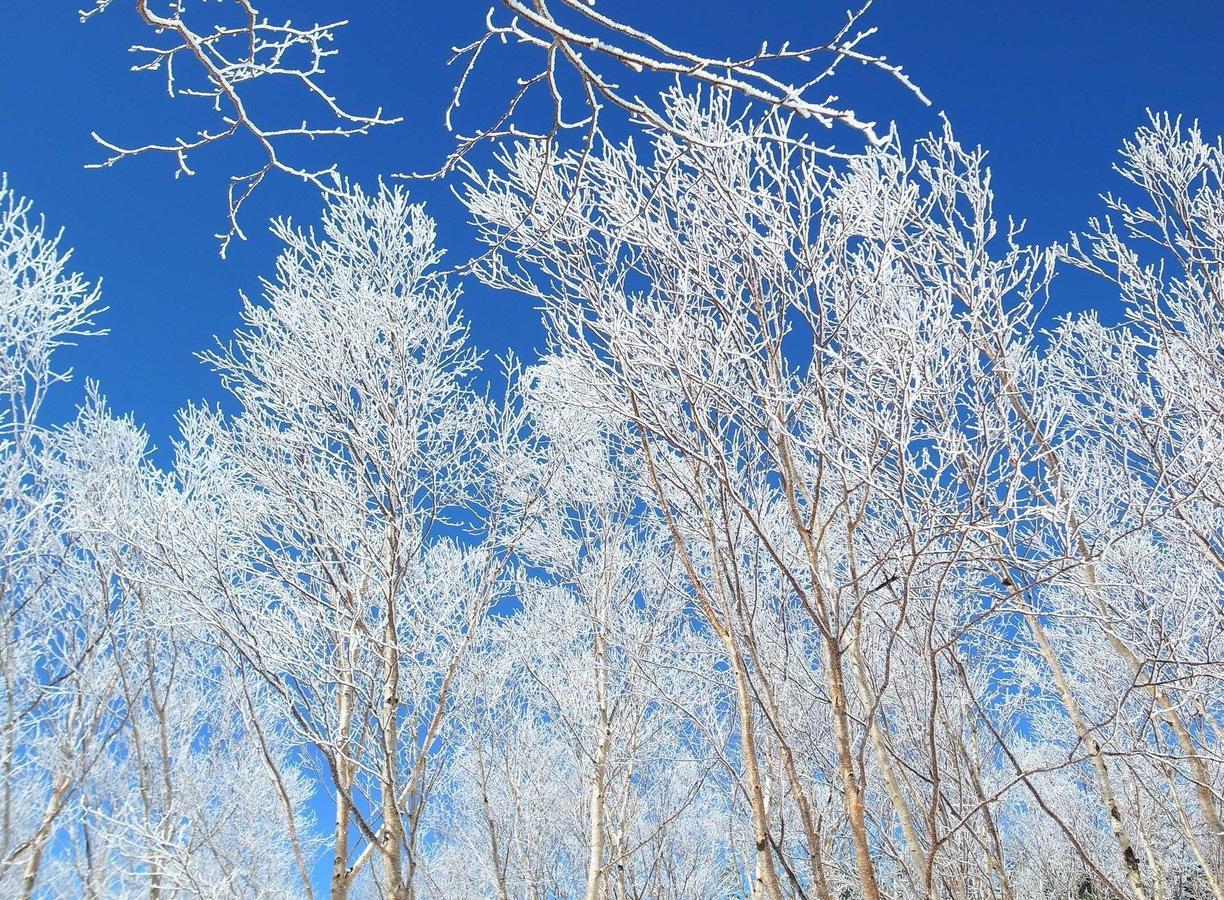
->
xmin=81 ymin=1 xmax=399 ymax=256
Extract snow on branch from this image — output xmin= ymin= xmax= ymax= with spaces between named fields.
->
xmin=80 ymin=0 xmax=400 ymax=256
xmin=426 ymin=0 xmax=928 ymax=179
xmin=79 ymin=1 xmax=927 ymax=256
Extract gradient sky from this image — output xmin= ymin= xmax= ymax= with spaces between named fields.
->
xmin=2 ymin=1 xmax=1222 ymax=457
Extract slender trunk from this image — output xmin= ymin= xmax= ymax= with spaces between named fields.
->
xmin=1069 ymin=550 xmax=1224 ymax=854
xmin=1026 ymin=612 xmax=1148 ymax=900
xmin=1129 ymin=785 xmax=1169 ymax=900
xmin=729 ymin=647 xmax=786 ymax=900
xmin=1197 ymin=699 xmax=1224 ymax=749
xmin=1109 ymin=619 xmax=1224 ymax=852
xmin=849 ymin=638 xmax=926 ymax=894
xmin=609 ymin=821 xmax=630 ymax=900
xmin=145 ymin=637 xmax=177 ymax=900
xmin=825 ymin=637 xmax=883 ymax=900
xmin=240 ymin=674 xmax=315 ymax=899
xmin=474 ymin=743 xmax=510 ymax=900
xmin=2 ymin=634 xmax=15 ymax=861
xmin=959 ymin=716 xmax=1016 ymax=900
xmin=331 ymin=665 xmax=354 ymax=900
xmin=779 ymin=736 xmax=833 ymax=900
xmin=380 ymin=593 xmax=408 ymax=899
xmin=19 ymin=769 xmax=72 ymax=900
xmin=583 ymin=628 xmax=611 ymax=900
xmin=772 ymin=409 xmax=883 ymax=897
xmin=747 ymin=640 xmax=833 ymax=900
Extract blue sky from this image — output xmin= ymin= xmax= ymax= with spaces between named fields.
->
xmin=2 ymin=1 xmax=1223 ymax=454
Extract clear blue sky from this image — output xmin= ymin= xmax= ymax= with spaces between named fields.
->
xmin=2 ymin=2 xmax=1222 ymax=454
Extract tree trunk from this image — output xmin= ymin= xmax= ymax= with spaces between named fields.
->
xmin=826 ymin=638 xmax=884 ymax=900
xmin=1026 ymin=612 xmax=1149 ymax=900
xmin=729 ymin=647 xmax=786 ymax=900
xmin=583 ymin=628 xmax=611 ymax=900
xmin=331 ymin=667 xmax=354 ymax=900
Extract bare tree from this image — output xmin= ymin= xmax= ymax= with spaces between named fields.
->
xmin=4 ymin=7 xmax=1223 ymax=892
xmin=80 ymin=0 xmax=400 ymax=256
xmin=461 ymin=91 xmax=1222 ymax=898
xmin=80 ymin=0 xmax=925 ymax=255
xmin=0 ymin=178 xmax=108 ymax=897
xmin=122 ymin=184 xmax=538 ymax=899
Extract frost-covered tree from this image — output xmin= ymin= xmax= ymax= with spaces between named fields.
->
xmin=80 ymin=0 xmax=925 ymax=254
xmin=3 ymin=9 xmax=1224 ymax=893
xmin=43 ymin=396 xmax=318 ymax=899
xmin=0 ymin=177 xmax=107 ymax=896
xmin=426 ymin=353 xmax=739 ymax=899
xmin=461 ymin=93 xmax=1223 ymax=899
xmin=125 ymin=184 xmax=537 ymax=898
xmin=0 ymin=178 xmax=318 ymax=898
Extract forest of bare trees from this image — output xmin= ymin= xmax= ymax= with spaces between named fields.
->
xmin=0 ymin=2 xmax=1220 ymax=897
